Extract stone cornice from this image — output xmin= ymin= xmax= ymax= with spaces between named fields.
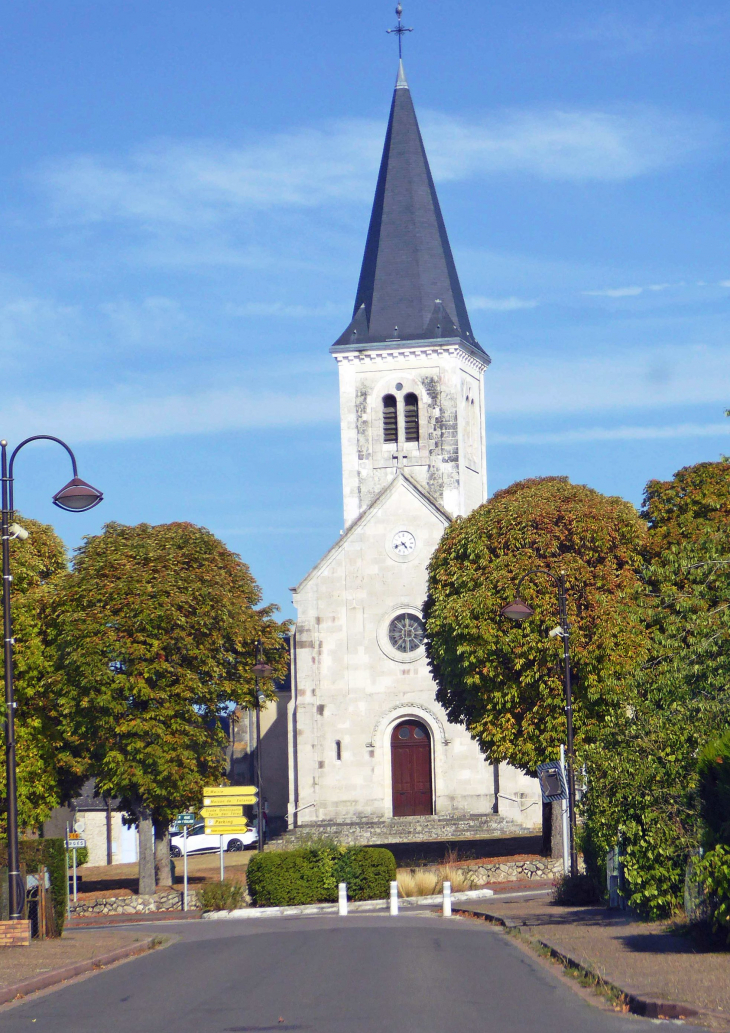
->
xmin=331 ymin=338 xmax=490 ymax=373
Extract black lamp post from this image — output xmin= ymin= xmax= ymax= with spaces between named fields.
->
xmin=501 ymin=569 xmax=578 ymax=879
xmin=2 ymin=435 xmax=102 ymax=920
xmin=252 ymin=641 xmax=273 ymax=854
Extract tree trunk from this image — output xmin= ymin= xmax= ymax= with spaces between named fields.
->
xmin=154 ymin=823 xmax=172 ymax=888
xmin=541 ymin=801 xmax=564 ymax=859
xmin=137 ymin=810 xmax=155 ymax=896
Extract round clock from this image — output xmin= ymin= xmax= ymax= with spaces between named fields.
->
xmin=391 ymin=530 xmax=416 ymax=556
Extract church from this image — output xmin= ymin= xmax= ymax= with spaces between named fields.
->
xmin=285 ymin=60 xmax=541 ymax=838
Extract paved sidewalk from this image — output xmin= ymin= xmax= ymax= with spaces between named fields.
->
xmin=0 ymin=929 xmax=160 ymax=1003
xmin=459 ymin=897 xmax=730 ymax=1032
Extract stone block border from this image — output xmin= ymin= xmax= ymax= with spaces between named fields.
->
xmin=69 ymin=889 xmax=200 ymax=918
xmin=0 ymin=937 xmax=162 ymax=1006
xmin=203 ymin=886 xmax=494 ymax=920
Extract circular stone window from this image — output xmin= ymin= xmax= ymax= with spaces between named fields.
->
xmin=388 ymin=612 xmax=425 ymax=654
xmin=377 ymin=606 xmax=427 ymax=663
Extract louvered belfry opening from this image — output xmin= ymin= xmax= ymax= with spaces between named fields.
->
xmin=383 ymin=394 xmax=398 ymax=443
xmin=404 ymin=393 xmax=419 ymax=443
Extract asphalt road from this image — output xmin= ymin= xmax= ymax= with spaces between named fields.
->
xmin=0 ymin=913 xmax=703 ymax=1033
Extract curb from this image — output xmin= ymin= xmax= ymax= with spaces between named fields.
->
xmin=203 ymin=887 xmax=495 ymax=920
xmin=454 ymin=907 xmax=700 ymax=1023
xmin=0 ymin=937 xmax=162 ymax=1006
xmin=67 ymin=911 xmax=203 ymax=929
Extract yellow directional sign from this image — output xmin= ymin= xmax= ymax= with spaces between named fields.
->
xmin=204 ymin=819 xmax=249 ymax=834
xmin=203 ymin=787 xmax=257 ymax=807
xmin=200 ymin=805 xmax=244 ymax=819
xmin=203 ymin=786 xmax=257 ymax=797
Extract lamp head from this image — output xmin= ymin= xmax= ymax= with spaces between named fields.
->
xmin=500 ymin=597 xmax=535 ymax=621
xmin=52 ymin=477 xmax=103 ymax=513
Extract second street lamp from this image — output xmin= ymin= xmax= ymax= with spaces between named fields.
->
xmin=2 ymin=435 xmax=103 ymax=921
xmin=252 ymin=643 xmax=274 ymax=854
xmin=501 ymin=569 xmax=578 ymax=879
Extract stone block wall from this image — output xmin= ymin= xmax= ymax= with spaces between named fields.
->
xmin=0 ymin=920 xmax=31 ymax=946
xmin=69 ymin=889 xmax=200 ymax=918
xmin=458 ymin=857 xmax=564 ymax=883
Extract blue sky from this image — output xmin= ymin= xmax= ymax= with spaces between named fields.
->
xmin=2 ymin=0 xmax=729 ymax=619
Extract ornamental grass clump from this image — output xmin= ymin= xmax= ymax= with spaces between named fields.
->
xmin=198 ymin=880 xmax=247 ymax=912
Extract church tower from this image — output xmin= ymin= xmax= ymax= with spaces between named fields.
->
xmin=332 ymin=61 xmax=490 ymax=527
xmin=287 ymin=49 xmax=540 ymax=834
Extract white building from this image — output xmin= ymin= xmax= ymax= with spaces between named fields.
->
xmin=287 ymin=62 xmax=540 ymax=837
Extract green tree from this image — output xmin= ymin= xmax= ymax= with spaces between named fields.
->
xmin=642 ymin=460 xmax=730 ymax=554
xmin=0 ymin=516 xmax=76 ymax=835
xmin=582 ymin=528 xmax=730 ymax=917
xmin=48 ymin=522 xmax=289 ymax=893
xmin=424 ymin=477 xmax=649 ymax=774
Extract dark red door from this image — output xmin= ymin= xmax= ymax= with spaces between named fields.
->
xmin=391 ymin=721 xmax=433 ymax=816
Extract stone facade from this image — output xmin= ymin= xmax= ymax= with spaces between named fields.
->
xmin=288 ymin=344 xmax=541 ymax=830
xmin=336 ymin=341 xmax=487 ymax=528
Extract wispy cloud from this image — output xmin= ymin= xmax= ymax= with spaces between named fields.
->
xmin=492 ymin=421 xmax=730 ymax=446
xmin=1 ymin=385 xmax=338 ymax=444
xmin=567 ymin=12 xmax=730 ymax=55
xmin=226 ymin=301 xmax=348 ymax=319
xmin=36 ymin=105 xmax=714 ymax=231
xmin=467 ymin=295 xmax=538 ymax=311
xmin=487 ymin=343 xmax=730 ymax=415
xmin=583 ymin=282 xmax=677 ymax=298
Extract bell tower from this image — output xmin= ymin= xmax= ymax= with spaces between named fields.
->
xmin=331 ymin=61 xmax=490 ymax=527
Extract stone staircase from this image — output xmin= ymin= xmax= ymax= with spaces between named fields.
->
xmin=273 ymin=813 xmax=535 ymax=849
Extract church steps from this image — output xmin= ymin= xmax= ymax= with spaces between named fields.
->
xmin=275 ymin=813 xmax=534 ymax=848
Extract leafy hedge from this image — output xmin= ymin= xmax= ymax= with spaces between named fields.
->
xmin=246 ymin=846 xmax=396 ymax=907
xmin=0 ymin=838 xmax=68 ymax=935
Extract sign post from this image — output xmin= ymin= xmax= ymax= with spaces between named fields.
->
xmin=183 ymin=824 xmax=188 ymax=911
xmin=174 ymin=812 xmax=195 ymax=912
xmin=66 ymin=832 xmax=86 ymax=903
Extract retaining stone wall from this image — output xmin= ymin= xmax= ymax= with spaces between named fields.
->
xmin=69 ymin=889 xmax=200 ymax=917
xmin=458 ymin=857 xmax=564 ymax=883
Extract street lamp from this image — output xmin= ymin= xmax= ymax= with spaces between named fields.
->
xmin=2 ymin=435 xmax=103 ymax=920
xmin=252 ymin=641 xmax=273 ymax=854
xmin=501 ymin=569 xmax=578 ymax=879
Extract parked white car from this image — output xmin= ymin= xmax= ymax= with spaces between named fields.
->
xmin=169 ymin=821 xmax=256 ymax=856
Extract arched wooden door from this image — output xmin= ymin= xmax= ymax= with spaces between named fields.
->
xmin=391 ymin=720 xmax=433 ymax=817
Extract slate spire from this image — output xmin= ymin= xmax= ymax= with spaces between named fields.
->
xmin=333 ymin=64 xmax=482 ymax=353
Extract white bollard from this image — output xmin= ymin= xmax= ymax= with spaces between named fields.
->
xmin=442 ymin=880 xmax=452 ymax=917
xmin=338 ymin=882 xmax=348 ymax=916
xmin=390 ymin=880 xmax=399 ymax=916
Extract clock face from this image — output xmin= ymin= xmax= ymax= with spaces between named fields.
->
xmin=392 ymin=530 xmax=416 ymax=555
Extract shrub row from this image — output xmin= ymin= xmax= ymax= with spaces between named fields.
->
xmin=0 ymin=838 xmax=68 ymax=935
xmin=246 ymin=846 xmax=396 ymax=907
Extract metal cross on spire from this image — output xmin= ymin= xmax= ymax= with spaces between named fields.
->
xmin=386 ymin=3 xmax=413 ymax=59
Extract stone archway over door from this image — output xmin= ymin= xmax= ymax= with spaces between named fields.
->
xmin=391 ymin=721 xmax=433 ymax=816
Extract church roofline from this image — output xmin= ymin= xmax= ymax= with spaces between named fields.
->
xmin=330 ymin=335 xmax=490 ymax=367
xmin=291 ymin=471 xmax=452 ymax=596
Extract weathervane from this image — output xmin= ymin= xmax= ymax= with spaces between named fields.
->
xmin=386 ymin=3 xmax=413 ymax=59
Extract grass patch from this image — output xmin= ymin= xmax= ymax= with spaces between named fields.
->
xmin=198 ymin=881 xmax=247 ymax=911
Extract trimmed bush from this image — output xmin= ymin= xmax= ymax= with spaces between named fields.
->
xmin=246 ymin=846 xmax=396 ymax=907
xmin=198 ymin=880 xmax=246 ymax=912
xmin=698 ymin=730 xmax=730 ymax=848
xmin=0 ymin=838 xmax=68 ymax=935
